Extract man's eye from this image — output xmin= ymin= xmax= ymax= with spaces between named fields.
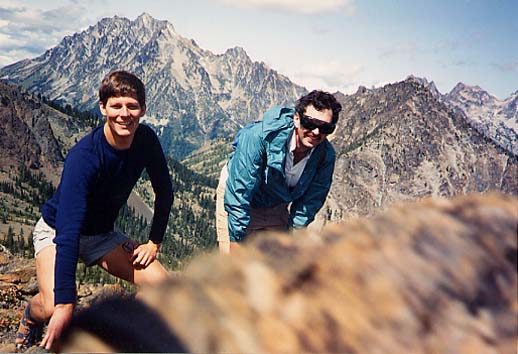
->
xmin=111 ymin=105 xmax=122 ymax=109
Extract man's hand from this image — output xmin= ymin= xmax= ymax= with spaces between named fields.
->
xmin=132 ymin=240 xmax=160 ymax=268
xmin=40 ymin=303 xmax=74 ymax=351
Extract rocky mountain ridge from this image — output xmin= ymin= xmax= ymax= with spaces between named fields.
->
xmin=0 ymin=80 xmax=85 ymax=174
xmin=407 ymin=76 xmax=517 ymax=156
xmin=0 ymin=13 xmax=306 ymax=159
xmin=444 ymin=83 xmax=518 ymax=155
xmin=317 ymin=77 xmax=517 ymax=223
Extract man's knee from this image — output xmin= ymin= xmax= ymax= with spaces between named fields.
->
xmin=32 ymin=293 xmax=55 ymax=320
xmin=42 ymin=301 xmax=55 ymax=319
xmin=135 ymin=262 xmax=170 ymax=286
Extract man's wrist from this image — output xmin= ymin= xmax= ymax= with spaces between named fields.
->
xmin=147 ymin=240 xmax=161 ymax=250
xmin=55 ymin=303 xmax=74 ymax=310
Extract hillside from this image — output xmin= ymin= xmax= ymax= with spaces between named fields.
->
xmin=316 ymin=78 xmax=517 ymax=223
xmin=0 ymin=81 xmax=218 ymax=270
xmin=444 ymin=83 xmax=518 ymax=155
xmin=181 ymin=138 xmax=232 ymax=180
xmin=0 ymin=80 xmax=91 ymax=247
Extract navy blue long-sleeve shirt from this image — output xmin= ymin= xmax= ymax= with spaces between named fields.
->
xmin=41 ymin=124 xmax=173 ymax=305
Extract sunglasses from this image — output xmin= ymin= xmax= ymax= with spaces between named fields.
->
xmin=299 ymin=113 xmax=336 ymax=134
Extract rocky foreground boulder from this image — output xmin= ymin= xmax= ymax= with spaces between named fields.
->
xmin=60 ymin=193 xmax=517 ymax=353
xmin=0 ymin=245 xmax=129 ymax=353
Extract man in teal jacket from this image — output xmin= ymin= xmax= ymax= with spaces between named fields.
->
xmin=216 ymin=90 xmax=342 ymax=254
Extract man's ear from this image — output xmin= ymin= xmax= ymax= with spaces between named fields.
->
xmin=99 ymin=101 xmax=107 ymax=116
xmin=140 ymin=104 xmax=147 ymax=117
xmin=293 ymin=112 xmax=301 ymax=129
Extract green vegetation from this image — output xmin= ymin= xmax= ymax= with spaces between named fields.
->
xmin=0 ymin=157 xmax=218 ymax=284
xmin=1 ymin=225 xmax=34 ymax=258
xmin=0 ymin=89 xmax=218 ymax=284
xmin=135 ymin=157 xmax=218 ymax=270
xmin=0 ymin=165 xmax=55 ymax=226
xmin=181 ymin=138 xmax=232 ymax=179
xmin=338 ymin=123 xmax=385 ymax=158
xmin=42 ymin=96 xmax=103 ymax=129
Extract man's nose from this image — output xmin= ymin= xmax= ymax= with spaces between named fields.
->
xmin=120 ymin=105 xmax=130 ymax=116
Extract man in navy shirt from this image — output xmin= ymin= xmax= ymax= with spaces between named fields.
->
xmin=15 ymin=70 xmax=174 ymax=351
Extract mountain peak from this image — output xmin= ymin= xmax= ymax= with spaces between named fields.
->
xmin=448 ymin=82 xmax=498 ymax=103
xmin=405 ymin=75 xmax=430 ymax=86
xmin=137 ymin=12 xmax=154 ymax=21
xmin=223 ymin=46 xmax=252 ymax=66
xmin=0 ymin=13 xmax=306 ymax=159
xmin=134 ymin=13 xmax=175 ymax=33
xmin=225 ymin=46 xmax=247 ymax=57
xmin=450 ymin=82 xmax=485 ymax=95
xmin=403 ymin=75 xmax=441 ymax=98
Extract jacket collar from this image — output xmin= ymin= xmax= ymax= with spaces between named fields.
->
xmin=262 ymin=106 xmax=295 ymax=172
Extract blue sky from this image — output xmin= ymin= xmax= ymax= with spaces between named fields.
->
xmin=0 ymin=0 xmax=516 ymax=98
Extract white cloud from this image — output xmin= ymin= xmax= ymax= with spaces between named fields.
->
xmin=0 ymin=1 xmax=92 ymax=66
xmin=287 ymin=61 xmax=364 ymax=93
xmin=0 ymin=49 xmax=35 ymax=67
xmin=212 ymin=0 xmax=356 ymax=15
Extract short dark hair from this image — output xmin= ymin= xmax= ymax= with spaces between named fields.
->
xmin=99 ymin=70 xmax=146 ymax=107
xmin=295 ymin=90 xmax=342 ymax=124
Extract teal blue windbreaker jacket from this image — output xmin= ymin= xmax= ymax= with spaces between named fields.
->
xmin=224 ymin=105 xmax=336 ymax=241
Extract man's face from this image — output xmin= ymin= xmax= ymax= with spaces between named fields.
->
xmin=293 ymin=105 xmax=334 ymax=150
xmin=100 ymin=96 xmax=145 ymax=139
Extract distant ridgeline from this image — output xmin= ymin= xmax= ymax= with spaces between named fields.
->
xmin=0 ymin=13 xmax=307 ymax=160
xmin=0 ymin=81 xmax=218 ymax=285
xmin=317 ymin=78 xmax=518 ymax=224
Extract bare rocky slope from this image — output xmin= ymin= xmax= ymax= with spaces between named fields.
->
xmin=0 ymin=80 xmax=85 ymax=174
xmin=0 ymin=80 xmax=90 ymax=242
xmin=318 ymin=78 xmax=517 ymax=224
xmin=444 ymin=83 xmax=517 ymax=156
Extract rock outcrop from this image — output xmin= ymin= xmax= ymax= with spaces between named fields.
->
xmin=320 ymin=78 xmax=517 ymax=224
xmin=60 ymin=193 xmax=518 ymax=354
xmin=0 ymin=243 xmax=129 ymax=353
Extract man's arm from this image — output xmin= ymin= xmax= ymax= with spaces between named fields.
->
xmin=53 ymin=150 xmax=96 ymax=304
xmin=289 ymin=146 xmax=335 ymax=228
xmin=225 ymin=126 xmax=266 ymax=242
xmin=41 ymin=304 xmax=73 ymax=350
xmin=136 ymin=127 xmax=173 ymax=266
xmin=42 ymin=150 xmax=96 ymax=349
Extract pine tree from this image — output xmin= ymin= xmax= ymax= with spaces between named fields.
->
xmin=6 ymin=226 xmax=14 ymax=251
xmin=19 ymin=228 xmax=26 ymax=256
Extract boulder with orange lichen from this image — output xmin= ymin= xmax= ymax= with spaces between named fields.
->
xmin=60 ymin=193 xmax=518 ymax=354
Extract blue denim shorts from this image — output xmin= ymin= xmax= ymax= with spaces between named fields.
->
xmin=33 ymin=217 xmax=132 ymax=266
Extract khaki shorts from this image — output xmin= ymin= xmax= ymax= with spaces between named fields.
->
xmin=216 ymin=164 xmax=289 ymax=243
xmin=33 ymin=217 xmax=132 ymax=266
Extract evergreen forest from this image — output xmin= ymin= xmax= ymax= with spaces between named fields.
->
xmin=0 ymin=98 xmax=219 ymax=287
